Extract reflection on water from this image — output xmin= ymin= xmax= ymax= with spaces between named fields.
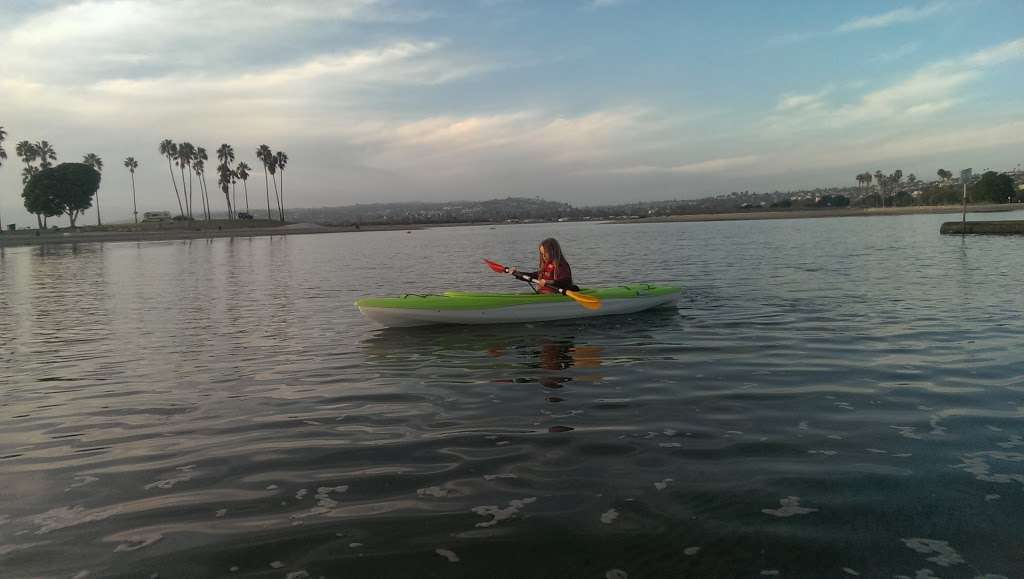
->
xmin=2 ymin=216 xmax=1024 ymax=578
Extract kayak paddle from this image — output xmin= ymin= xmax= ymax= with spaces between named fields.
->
xmin=483 ymin=258 xmax=602 ymax=310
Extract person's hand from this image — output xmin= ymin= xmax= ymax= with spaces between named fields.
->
xmin=510 ymin=266 xmax=518 ymax=274
xmin=537 ymin=279 xmax=547 ymax=288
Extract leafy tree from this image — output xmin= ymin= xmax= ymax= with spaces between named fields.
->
xmin=971 ymin=171 xmax=1016 ymax=203
xmin=892 ymin=190 xmax=915 ymax=207
xmin=24 ymin=163 xmax=99 ymax=227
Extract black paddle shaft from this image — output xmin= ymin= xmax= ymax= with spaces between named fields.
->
xmin=509 ymin=270 xmax=573 ymax=297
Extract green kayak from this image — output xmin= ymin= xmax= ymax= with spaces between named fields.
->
xmin=356 ymin=284 xmax=681 ymax=327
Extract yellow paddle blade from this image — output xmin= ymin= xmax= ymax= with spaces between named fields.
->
xmin=565 ymin=290 xmax=602 ymax=310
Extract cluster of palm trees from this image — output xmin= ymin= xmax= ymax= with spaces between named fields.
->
xmin=854 ymin=169 xmax=922 ymax=207
xmin=158 ymin=139 xmax=287 ymax=223
xmin=0 ymin=127 xmax=291 ymax=230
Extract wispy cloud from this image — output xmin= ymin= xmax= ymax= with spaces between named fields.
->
xmin=836 ymin=2 xmax=947 ymax=33
xmin=772 ymin=3 xmax=948 ymax=46
xmin=764 ymin=36 xmax=1024 ymax=133
xmin=776 ymin=88 xmax=831 ymax=112
xmin=605 ymin=155 xmax=761 ymax=175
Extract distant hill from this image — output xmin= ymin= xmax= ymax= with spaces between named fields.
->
xmin=281 ymin=171 xmax=1024 ymax=225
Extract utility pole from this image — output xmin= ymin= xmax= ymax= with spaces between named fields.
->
xmin=960 ymin=168 xmax=972 ymax=235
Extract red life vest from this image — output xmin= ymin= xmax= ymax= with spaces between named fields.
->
xmin=538 ymin=259 xmax=572 ymax=293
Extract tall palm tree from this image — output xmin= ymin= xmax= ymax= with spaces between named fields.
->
xmin=874 ymin=170 xmax=885 ymax=207
xmin=273 ymin=151 xmax=288 ymax=223
xmin=82 ymin=153 xmax=104 ymax=226
xmin=266 ymin=152 xmax=281 ymax=222
xmin=231 ymin=168 xmax=239 ymax=217
xmin=236 ymin=161 xmax=251 ymax=213
xmin=0 ymin=126 xmax=6 ymax=231
xmin=16 ymin=141 xmax=39 ymax=185
xmin=177 ymin=142 xmax=195 ymax=218
xmin=195 ymin=146 xmax=210 ymax=220
xmin=159 ymin=139 xmax=185 ymax=216
xmin=256 ymin=144 xmax=273 ymax=220
xmin=217 ymin=162 xmax=233 ymax=219
xmin=216 ymin=144 xmax=236 ymax=219
xmin=124 ymin=156 xmax=139 ymax=224
xmin=35 ymin=141 xmax=57 ymax=169
xmin=16 ymin=141 xmax=43 ymax=228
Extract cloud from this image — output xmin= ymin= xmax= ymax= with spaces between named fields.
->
xmin=0 ymin=0 xmax=416 ymax=82
xmin=836 ymin=2 xmax=947 ymax=33
xmin=764 ymin=36 xmax=1024 ymax=133
xmin=605 ymin=155 xmax=761 ymax=175
xmin=776 ymin=88 xmax=831 ymax=112
xmin=772 ymin=3 xmax=947 ymax=46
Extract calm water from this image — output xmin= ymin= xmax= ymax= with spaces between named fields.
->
xmin=2 ymin=213 xmax=1023 ymax=579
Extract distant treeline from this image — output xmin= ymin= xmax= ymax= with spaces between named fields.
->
xmin=284 ymin=170 xmax=1022 ymax=225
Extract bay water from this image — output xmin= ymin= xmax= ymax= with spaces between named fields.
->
xmin=2 ymin=213 xmax=1023 ymax=578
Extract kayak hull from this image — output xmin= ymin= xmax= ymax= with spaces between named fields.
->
xmin=356 ymin=285 xmax=681 ymax=327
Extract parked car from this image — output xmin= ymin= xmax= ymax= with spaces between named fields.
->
xmin=142 ymin=211 xmax=172 ymax=222
xmin=237 ymin=212 xmax=254 ymax=220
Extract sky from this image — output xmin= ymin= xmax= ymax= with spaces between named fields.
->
xmin=1 ymin=0 xmax=1022 ymax=225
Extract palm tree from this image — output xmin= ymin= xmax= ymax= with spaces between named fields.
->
xmin=177 ymin=142 xmax=195 ymax=218
xmin=0 ymin=126 xmax=6 ymax=231
xmin=267 ymin=152 xmax=281 ymax=222
xmin=195 ymin=146 xmax=210 ymax=220
xmin=16 ymin=141 xmax=42 ymax=228
xmin=216 ymin=144 xmax=236 ymax=219
xmin=874 ymin=170 xmax=885 ymax=207
xmin=231 ymin=168 xmax=239 ymax=217
xmin=217 ymin=162 xmax=233 ymax=218
xmin=274 ymin=151 xmax=288 ymax=222
xmin=159 ymin=139 xmax=185 ymax=216
xmin=35 ymin=141 xmax=57 ymax=169
xmin=82 ymin=153 xmax=104 ymax=226
xmin=256 ymin=144 xmax=273 ymax=220
xmin=124 ymin=156 xmax=139 ymax=223
xmin=236 ymin=162 xmax=251 ymax=213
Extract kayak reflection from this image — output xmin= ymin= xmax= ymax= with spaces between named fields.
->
xmin=360 ymin=324 xmax=604 ymax=385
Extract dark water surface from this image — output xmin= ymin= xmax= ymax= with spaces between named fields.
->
xmin=2 ymin=214 xmax=1023 ymax=578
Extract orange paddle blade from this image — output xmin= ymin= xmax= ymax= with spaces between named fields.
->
xmin=566 ymin=290 xmax=602 ymax=310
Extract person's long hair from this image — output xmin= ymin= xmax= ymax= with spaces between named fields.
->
xmin=539 ymin=238 xmax=567 ymax=272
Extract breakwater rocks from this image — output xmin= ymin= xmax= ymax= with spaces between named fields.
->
xmin=940 ymin=220 xmax=1024 ymax=235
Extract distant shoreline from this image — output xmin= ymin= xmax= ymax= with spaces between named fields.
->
xmin=608 ymin=204 xmax=1022 ymax=224
xmin=3 ymin=204 xmax=1022 ymax=248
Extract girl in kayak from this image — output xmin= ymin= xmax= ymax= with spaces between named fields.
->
xmin=512 ymin=238 xmax=579 ymax=293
